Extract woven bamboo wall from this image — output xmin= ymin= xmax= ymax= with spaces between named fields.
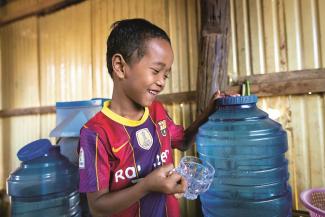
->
xmin=229 ymin=0 xmax=325 ymax=210
xmin=0 ymin=0 xmax=200 ymax=216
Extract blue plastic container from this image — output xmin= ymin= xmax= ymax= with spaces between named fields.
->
xmin=196 ymin=96 xmax=292 ymax=217
xmin=201 ymin=188 xmax=292 ymax=217
xmin=7 ymin=139 xmax=81 ymax=217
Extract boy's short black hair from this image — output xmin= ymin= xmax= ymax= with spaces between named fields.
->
xmin=106 ymin=18 xmax=171 ymax=77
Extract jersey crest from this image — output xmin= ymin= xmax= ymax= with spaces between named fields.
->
xmin=136 ymin=128 xmax=153 ymax=150
xmin=158 ymin=120 xmax=167 ymax=136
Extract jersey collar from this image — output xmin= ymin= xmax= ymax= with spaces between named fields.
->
xmin=101 ymin=101 xmax=149 ymax=127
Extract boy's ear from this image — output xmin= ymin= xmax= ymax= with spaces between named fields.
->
xmin=112 ymin=54 xmax=127 ymax=79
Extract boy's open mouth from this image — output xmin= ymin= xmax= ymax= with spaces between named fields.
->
xmin=149 ymin=90 xmax=159 ymax=95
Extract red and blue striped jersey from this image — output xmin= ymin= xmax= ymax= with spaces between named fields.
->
xmin=78 ymin=100 xmax=184 ymax=217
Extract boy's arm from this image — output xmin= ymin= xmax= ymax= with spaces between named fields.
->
xmin=179 ymin=90 xmax=240 ymax=151
xmin=179 ymin=104 xmax=213 ymax=151
xmin=178 ymin=91 xmax=223 ymax=151
xmin=87 ymin=181 xmax=146 ymax=216
xmin=86 ymin=164 xmax=186 ymax=217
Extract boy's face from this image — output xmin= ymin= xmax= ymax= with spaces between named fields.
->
xmin=121 ymin=38 xmax=173 ymax=107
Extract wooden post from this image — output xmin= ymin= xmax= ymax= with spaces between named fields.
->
xmin=197 ymin=0 xmax=230 ymax=114
xmin=194 ymin=1 xmax=230 ymax=216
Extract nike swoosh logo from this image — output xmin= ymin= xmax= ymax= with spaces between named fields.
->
xmin=112 ymin=141 xmax=128 ymax=153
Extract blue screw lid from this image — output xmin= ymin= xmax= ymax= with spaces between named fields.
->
xmin=17 ymin=139 xmax=52 ymax=161
xmin=216 ymin=95 xmax=258 ymax=106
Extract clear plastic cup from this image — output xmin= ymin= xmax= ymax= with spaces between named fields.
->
xmin=175 ymin=156 xmax=215 ymax=200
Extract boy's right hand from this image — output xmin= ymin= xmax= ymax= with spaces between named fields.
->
xmin=142 ymin=164 xmax=187 ymax=195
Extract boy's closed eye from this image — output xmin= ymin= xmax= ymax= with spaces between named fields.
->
xmin=151 ymin=68 xmax=161 ymax=74
xmin=163 ymin=68 xmax=171 ymax=79
xmin=150 ymin=67 xmax=170 ymax=80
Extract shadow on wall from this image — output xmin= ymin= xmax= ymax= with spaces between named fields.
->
xmin=0 ymin=189 xmax=9 ymax=217
xmin=1 ymin=118 xmax=11 ymax=217
xmin=2 ymin=118 xmax=11 ymax=189
xmin=0 ymin=0 xmax=6 ymax=7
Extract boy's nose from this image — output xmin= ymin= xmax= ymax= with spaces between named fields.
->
xmin=156 ymin=76 xmax=166 ymax=87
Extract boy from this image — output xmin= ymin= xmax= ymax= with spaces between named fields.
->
xmin=79 ymin=18 xmax=219 ymax=217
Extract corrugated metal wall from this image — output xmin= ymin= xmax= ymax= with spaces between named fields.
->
xmin=0 ymin=0 xmax=200 ymax=216
xmin=229 ymin=0 xmax=325 ymax=210
xmin=0 ymin=17 xmax=41 ymax=189
xmin=2 ymin=0 xmax=325 ymax=214
xmin=0 ymin=32 xmax=2 ymax=190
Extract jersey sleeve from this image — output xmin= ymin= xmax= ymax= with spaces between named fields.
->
xmin=78 ymin=127 xmax=110 ymax=192
xmin=165 ymin=111 xmax=185 ymax=150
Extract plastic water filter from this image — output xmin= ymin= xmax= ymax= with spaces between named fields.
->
xmin=50 ymin=98 xmax=107 ymax=165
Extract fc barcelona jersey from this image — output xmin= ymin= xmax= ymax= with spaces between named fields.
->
xmin=79 ymin=100 xmax=184 ymax=217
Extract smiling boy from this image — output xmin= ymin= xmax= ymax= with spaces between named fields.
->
xmin=79 ymin=18 xmax=220 ymax=217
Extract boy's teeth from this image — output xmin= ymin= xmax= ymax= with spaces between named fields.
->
xmin=149 ymin=90 xmax=156 ymax=95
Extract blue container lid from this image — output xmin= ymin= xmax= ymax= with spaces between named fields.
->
xmin=216 ymin=95 xmax=258 ymax=106
xmin=17 ymin=139 xmax=52 ymax=161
